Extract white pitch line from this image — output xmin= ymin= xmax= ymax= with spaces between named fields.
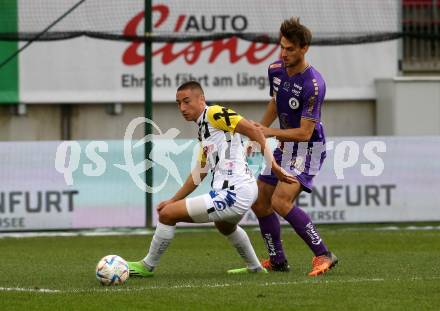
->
xmin=0 ymin=287 xmax=60 ymax=293
xmin=2 ymin=276 xmax=439 ymax=294
xmin=2 ymin=225 xmax=440 ymax=239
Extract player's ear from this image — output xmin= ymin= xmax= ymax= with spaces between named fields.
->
xmin=301 ymin=45 xmax=309 ymax=54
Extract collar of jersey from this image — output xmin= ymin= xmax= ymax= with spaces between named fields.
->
xmin=196 ymin=106 xmax=208 ymax=125
xmin=284 ymin=64 xmax=311 ymax=77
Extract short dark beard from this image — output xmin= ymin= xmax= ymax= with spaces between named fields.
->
xmin=284 ymin=59 xmax=300 ymax=68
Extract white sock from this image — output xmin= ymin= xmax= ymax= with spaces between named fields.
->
xmin=227 ymin=226 xmax=262 ymax=271
xmin=143 ymin=222 xmax=176 ymax=271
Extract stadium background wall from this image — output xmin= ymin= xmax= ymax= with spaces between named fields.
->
xmin=0 ymin=137 xmax=439 ymax=231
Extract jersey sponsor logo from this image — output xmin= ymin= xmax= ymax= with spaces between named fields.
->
xmin=213 ymin=200 xmax=227 ymax=211
xmin=292 ymin=83 xmax=302 ymax=96
xmin=211 ymin=190 xmax=237 ymax=211
xmin=123 ymin=6 xmax=278 ymax=66
xmin=289 ymin=97 xmax=300 ymax=110
xmin=212 ymin=107 xmax=238 ymax=126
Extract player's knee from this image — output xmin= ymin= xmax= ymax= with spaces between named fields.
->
xmin=251 ymin=199 xmax=263 ymax=213
xmin=158 ymin=207 xmax=176 ymax=225
xmin=270 ymin=196 xmax=291 ymax=215
xmin=215 ymin=222 xmax=236 ymax=236
xmin=252 ymin=200 xmax=272 ymax=217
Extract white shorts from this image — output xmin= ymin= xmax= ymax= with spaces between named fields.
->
xmin=186 ymin=181 xmax=258 ymax=224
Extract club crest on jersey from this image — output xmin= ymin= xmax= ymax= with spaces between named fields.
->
xmin=289 ymin=97 xmax=300 ymax=110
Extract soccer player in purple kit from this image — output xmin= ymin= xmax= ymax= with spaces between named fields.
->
xmin=251 ymin=17 xmax=338 ymax=276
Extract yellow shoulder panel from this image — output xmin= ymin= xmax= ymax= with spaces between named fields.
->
xmin=206 ymin=105 xmax=243 ymax=133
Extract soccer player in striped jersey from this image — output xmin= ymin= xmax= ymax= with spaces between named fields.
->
xmin=128 ymin=81 xmax=295 ymax=277
xmin=252 ymin=17 xmax=338 ymax=276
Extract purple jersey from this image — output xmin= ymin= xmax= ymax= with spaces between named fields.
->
xmin=259 ymin=60 xmax=327 ymax=192
xmin=269 ymin=60 xmax=326 ymax=140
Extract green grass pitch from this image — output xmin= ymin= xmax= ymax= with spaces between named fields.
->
xmin=1 ymin=224 xmax=440 ymax=311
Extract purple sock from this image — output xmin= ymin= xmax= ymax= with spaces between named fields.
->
xmin=257 ymin=213 xmax=287 ymax=264
xmin=283 ymin=206 xmax=328 ymax=256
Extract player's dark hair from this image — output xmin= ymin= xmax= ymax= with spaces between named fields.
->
xmin=279 ymin=17 xmax=312 ymax=48
xmin=177 ymin=81 xmax=204 ymax=95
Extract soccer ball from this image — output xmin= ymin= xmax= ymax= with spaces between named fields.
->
xmin=95 ymin=255 xmax=129 ymax=286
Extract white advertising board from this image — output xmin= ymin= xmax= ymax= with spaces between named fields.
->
xmin=17 ymin=0 xmax=399 ymax=103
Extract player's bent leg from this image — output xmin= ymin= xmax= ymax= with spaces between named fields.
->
xmin=270 ymin=179 xmax=302 ymax=217
xmin=214 ymin=221 xmax=237 ymax=236
xmin=272 ymin=181 xmax=324 ymax=253
xmin=272 ymin=181 xmax=338 ymax=276
xmin=158 ymin=199 xmax=194 ymax=225
xmin=273 ymin=180 xmax=328 ymax=256
xmin=128 ymin=220 xmax=176 ymax=277
xmin=252 ymin=179 xmax=275 ymax=217
xmin=254 ymin=179 xmax=290 ymax=272
xmin=208 ymin=183 xmax=266 ymax=274
xmin=185 ymin=195 xmax=211 ymax=223
xmin=129 ymin=200 xmax=193 ymax=277
xmin=215 ymin=222 xmax=267 ymax=274
xmin=185 ymin=184 xmax=265 ymax=274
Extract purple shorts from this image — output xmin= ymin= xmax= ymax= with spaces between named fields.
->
xmin=258 ymin=147 xmax=324 ymax=193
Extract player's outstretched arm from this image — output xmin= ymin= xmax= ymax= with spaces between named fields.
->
xmin=158 ymin=164 xmax=208 ymax=209
xmin=245 ymin=97 xmax=277 ymax=156
xmin=235 ymin=118 xmax=296 ymax=184
xmin=259 ymin=97 xmax=278 ymax=127
xmin=256 ymin=117 xmax=316 ymax=142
